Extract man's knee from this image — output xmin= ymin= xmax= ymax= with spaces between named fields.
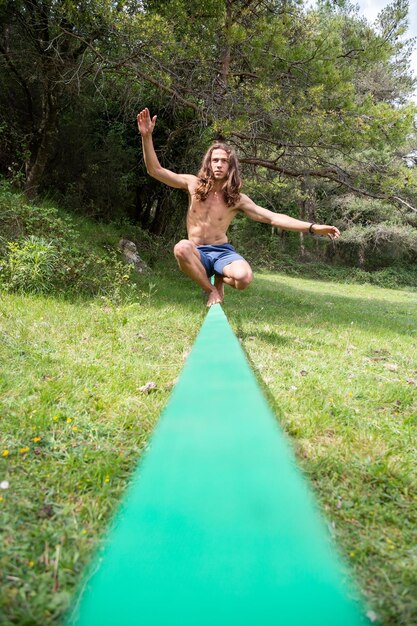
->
xmin=235 ymin=270 xmax=253 ymax=290
xmin=223 ymin=261 xmax=253 ymax=290
xmin=173 ymin=239 xmax=194 ymax=262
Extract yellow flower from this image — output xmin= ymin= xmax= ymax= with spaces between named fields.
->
xmin=33 ymin=436 xmax=41 ymax=443
xmin=19 ymin=447 xmax=29 ymax=454
xmin=105 ymin=476 xmax=110 ymax=483
xmin=1 ymin=450 xmax=10 ymax=458
xmin=72 ymin=426 xmax=78 ymax=432
xmin=67 ymin=418 xmax=72 ymax=424
xmin=53 ymin=415 xmax=58 ymax=421
xmin=28 ymin=560 xmax=35 ymax=568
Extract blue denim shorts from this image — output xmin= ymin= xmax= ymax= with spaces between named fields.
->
xmin=197 ymin=243 xmax=246 ymax=278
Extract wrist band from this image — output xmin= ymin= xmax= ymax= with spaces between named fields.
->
xmin=309 ymin=223 xmax=316 ymax=234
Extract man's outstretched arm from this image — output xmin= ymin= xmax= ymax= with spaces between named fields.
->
xmin=137 ymin=108 xmax=195 ymax=190
xmin=238 ymin=194 xmax=340 ymax=239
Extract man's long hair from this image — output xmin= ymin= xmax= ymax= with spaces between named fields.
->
xmin=195 ymin=142 xmax=242 ymax=207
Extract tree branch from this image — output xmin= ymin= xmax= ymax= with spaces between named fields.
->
xmin=391 ymin=196 xmax=417 ymax=214
xmin=59 ymin=26 xmax=202 ymax=113
xmin=239 ymin=156 xmax=417 ymax=211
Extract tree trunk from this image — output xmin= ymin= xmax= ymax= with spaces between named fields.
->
xmin=215 ymin=0 xmax=233 ymax=100
xmin=298 ymin=180 xmax=307 ymax=259
xmin=358 ymin=244 xmax=366 ymax=267
xmin=24 ymin=86 xmax=58 ymax=200
xmin=134 ymin=185 xmax=155 ymax=228
xmin=150 ymin=195 xmax=170 ymax=236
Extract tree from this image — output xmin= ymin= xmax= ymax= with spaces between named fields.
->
xmin=1 ymin=0 xmax=416 ymax=221
xmin=132 ymin=0 xmax=417 ymax=213
xmin=0 ymin=0 xmax=165 ymax=198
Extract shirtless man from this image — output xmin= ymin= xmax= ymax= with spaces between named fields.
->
xmin=137 ymin=108 xmax=340 ymax=307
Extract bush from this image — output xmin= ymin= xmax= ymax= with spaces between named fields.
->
xmin=64 ymin=247 xmax=136 ymax=302
xmin=1 ymin=236 xmax=59 ymax=293
xmin=331 ymin=195 xmax=397 ymax=225
xmin=0 ymin=181 xmax=140 ymax=300
xmin=0 ymin=186 xmax=79 ymax=259
xmin=338 ymin=224 xmax=417 ymax=268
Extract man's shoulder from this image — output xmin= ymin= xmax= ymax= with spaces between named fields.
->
xmin=184 ymin=174 xmax=198 ymax=190
xmin=234 ymin=192 xmax=251 ymax=210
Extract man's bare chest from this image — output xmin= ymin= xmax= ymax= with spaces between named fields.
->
xmin=188 ymin=196 xmax=234 ymax=223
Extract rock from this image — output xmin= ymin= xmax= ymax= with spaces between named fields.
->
xmin=138 ymin=381 xmax=157 ymax=394
xmin=119 ymin=239 xmax=149 ymax=273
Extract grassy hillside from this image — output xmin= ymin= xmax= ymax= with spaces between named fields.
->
xmin=0 ymin=188 xmax=416 ymax=625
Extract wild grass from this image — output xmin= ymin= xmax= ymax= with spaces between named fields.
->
xmin=1 ymin=259 xmax=416 ymax=623
xmin=225 ymin=273 xmax=417 ymax=625
xmin=0 ymin=273 xmax=205 ymax=625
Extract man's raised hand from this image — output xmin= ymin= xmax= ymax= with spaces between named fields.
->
xmin=137 ymin=108 xmax=157 ymax=137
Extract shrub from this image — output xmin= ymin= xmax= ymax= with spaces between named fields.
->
xmin=0 ymin=181 xmax=142 ymax=299
xmin=2 ymin=236 xmax=59 ymax=293
xmin=64 ymin=247 xmax=136 ymax=302
xmin=338 ymin=224 xmax=417 ymax=268
xmin=0 ymin=184 xmax=78 ymax=246
xmin=331 ymin=194 xmax=397 ymax=225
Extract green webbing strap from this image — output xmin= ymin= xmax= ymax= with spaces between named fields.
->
xmin=66 ymin=305 xmax=367 ymax=626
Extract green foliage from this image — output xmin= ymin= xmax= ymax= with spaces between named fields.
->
xmin=2 ymin=0 xmax=417 ymax=219
xmin=1 ymin=0 xmax=417 ymax=262
xmin=364 ymin=264 xmax=417 ymax=288
xmin=0 ymin=180 xmax=78 ymax=243
xmin=45 ymin=111 xmax=138 ymax=220
xmin=65 ymin=248 xmax=137 ymax=302
xmin=272 ymin=258 xmax=417 ymax=289
xmin=0 ymin=182 xmax=147 ymax=299
xmin=2 ymin=236 xmax=59 ymax=294
xmin=331 ymin=194 xmax=399 ymax=225
xmin=230 ymin=215 xmax=298 ymax=266
xmin=337 ymin=222 xmax=417 ymax=268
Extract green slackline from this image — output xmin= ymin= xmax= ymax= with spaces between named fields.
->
xmin=66 ymin=305 xmax=367 ymax=626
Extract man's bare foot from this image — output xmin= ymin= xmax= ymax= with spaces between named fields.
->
xmin=207 ymin=288 xmax=222 ymax=307
xmin=214 ymin=274 xmax=225 ymax=301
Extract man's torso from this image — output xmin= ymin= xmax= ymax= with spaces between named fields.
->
xmin=186 ymin=177 xmax=240 ymax=245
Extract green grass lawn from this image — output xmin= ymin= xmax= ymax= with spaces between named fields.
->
xmin=1 ymin=270 xmax=416 ymax=625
